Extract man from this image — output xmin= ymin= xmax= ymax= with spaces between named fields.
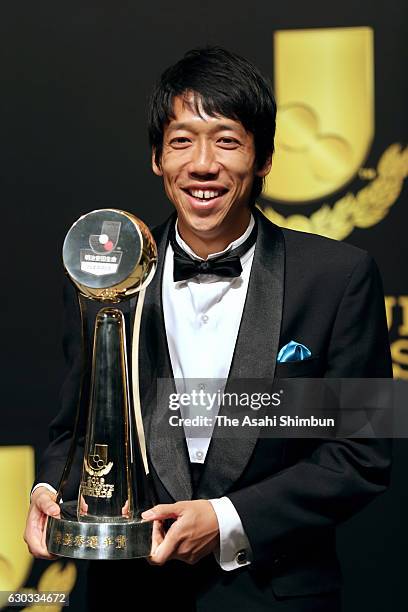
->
xmin=25 ymin=47 xmax=392 ymax=611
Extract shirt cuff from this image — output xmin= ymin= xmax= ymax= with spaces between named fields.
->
xmin=208 ymin=496 xmax=252 ymax=571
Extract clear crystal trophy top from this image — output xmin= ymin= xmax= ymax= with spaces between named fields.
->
xmin=46 ymin=209 xmax=157 ymax=559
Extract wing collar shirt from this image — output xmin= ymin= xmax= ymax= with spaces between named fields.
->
xmin=162 ymin=214 xmax=255 ymax=571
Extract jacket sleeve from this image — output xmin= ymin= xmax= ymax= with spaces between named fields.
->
xmin=32 ymin=276 xmax=89 ymax=500
xmin=228 ymin=252 xmax=393 ymax=567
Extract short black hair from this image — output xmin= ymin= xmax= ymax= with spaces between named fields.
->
xmin=148 ymin=46 xmax=276 ymax=202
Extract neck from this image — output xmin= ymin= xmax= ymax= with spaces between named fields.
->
xmin=177 ymin=209 xmax=252 ymax=259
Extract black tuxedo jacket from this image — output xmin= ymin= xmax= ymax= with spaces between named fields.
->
xmin=35 ymin=209 xmax=392 ymax=611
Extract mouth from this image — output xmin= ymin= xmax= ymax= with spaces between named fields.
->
xmin=181 ymin=187 xmax=228 ymax=206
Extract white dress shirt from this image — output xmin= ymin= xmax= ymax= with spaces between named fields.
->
xmin=162 ymin=215 xmax=255 ymax=570
xmin=34 ymin=215 xmax=255 ymax=571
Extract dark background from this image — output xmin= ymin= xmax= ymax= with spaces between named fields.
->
xmin=1 ymin=1 xmax=407 ymax=610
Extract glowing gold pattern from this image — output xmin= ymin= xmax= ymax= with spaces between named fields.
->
xmin=276 ymin=104 xmax=353 ymax=184
xmin=385 ymin=296 xmax=408 ymax=380
xmin=261 ymin=144 xmax=408 ymax=240
xmin=21 ymin=562 xmax=77 ymax=612
xmin=264 ymin=27 xmax=374 ymax=202
xmin=0 ymin=447 xmax=78 ymax=612
xmin=0 ymin=447 xmax=34 ymax=609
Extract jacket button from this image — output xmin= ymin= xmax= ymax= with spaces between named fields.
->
xmin=235 ymin=549 xmax=247 ymax=565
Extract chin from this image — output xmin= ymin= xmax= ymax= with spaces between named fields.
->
xmin=188 ymin=220 xmax=220 ymax=236
xmin=186 ymin=213 xmax=227 ymax=234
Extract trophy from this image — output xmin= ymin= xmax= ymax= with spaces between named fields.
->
xmin=46 ymin=209 xmax=157 ymax=559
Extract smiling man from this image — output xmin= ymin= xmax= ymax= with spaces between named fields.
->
xmin=151 ymin=94 xmax=270 ymax=257
xmin=26 ymin=47 xmax=392 ymax=612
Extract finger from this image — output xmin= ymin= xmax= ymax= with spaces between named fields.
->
xmin=149 ymin=524 xmax=180 ymax=565
xmin=122 ymin=499 xmax=129 ymax=516
xmin=150 ymin=520 xmax=165 ymax=554
xmin=40 ymin=516 xmax=58 ymax=560
xmin=142 ymin=503 xmax=181 ymax=522
xmin=146 ymin=520 xmax=166 ymax=566
xmin=80 ymin=495 xmax=89 ymax=514
xmin=24 ymin=508 xmax=58 ymax=559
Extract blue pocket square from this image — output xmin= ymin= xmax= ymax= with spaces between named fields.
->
xmin=277 ymin=341 xmax=312 ymax=363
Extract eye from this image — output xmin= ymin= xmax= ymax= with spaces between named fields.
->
xmin=169 ymin=137 xmax=191 ymax=148
xmin=217 ymin=137 xmax=240 ymax=148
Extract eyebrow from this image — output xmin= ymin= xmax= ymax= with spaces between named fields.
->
xmin=167 ymin=122 xmax=241 ymax=134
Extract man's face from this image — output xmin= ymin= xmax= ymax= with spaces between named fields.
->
xmin=152 ymin=94 xmax=271 ymax=246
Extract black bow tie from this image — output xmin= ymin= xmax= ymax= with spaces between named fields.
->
xmin=170 ymin=221 xmax=257 ymax=282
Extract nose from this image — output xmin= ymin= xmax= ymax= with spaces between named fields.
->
xmin=187 ymin=140 xmax=219 ymax=177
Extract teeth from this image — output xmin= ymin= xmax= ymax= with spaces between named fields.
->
xmin=190 ymin=189 xmax=221 ymax=199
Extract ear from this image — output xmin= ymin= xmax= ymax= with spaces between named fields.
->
xmin=255 ymin=154 xmax=272 ymax=178
xmin=151 ymin=148 xmax=163 ymax=176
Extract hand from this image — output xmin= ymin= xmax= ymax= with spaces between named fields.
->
xmin=79 ymin=494 xmax=88 ymax=515
xmin=141 ymin=500 xmax=219 ymax=566
xmin=122 ymin=499 xmax=130 ymax=517
xmin=24 ymin=487 xmax=61 ymax=560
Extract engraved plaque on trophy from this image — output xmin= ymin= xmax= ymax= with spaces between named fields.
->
xmin=46 ymin=209 xmax=157 ymax=559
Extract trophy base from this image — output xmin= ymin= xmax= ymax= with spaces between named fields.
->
xmin=46 ymin=501 xmax=153 ymax=560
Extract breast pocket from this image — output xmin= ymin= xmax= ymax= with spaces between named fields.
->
xmin=275 ymin=355 xmax=325 ymax=378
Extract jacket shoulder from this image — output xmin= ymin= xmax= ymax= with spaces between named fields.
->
xmin=280 ymin=225 xmax=374 ymax=278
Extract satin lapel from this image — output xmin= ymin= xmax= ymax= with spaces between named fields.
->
xmin=198 ymin=210 xmax=285 ymax=498
xmin=137 ymin=214 xmax=193 ymax=501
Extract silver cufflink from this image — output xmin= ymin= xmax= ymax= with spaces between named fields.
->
xmin=236 ymin=549 xmax=247 ymax=565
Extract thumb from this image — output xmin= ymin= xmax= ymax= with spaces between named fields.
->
xmin=142 ymin=503 xmax=182 ymax=522
xmin=36 ymin=495 xmax=61 ymax=518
